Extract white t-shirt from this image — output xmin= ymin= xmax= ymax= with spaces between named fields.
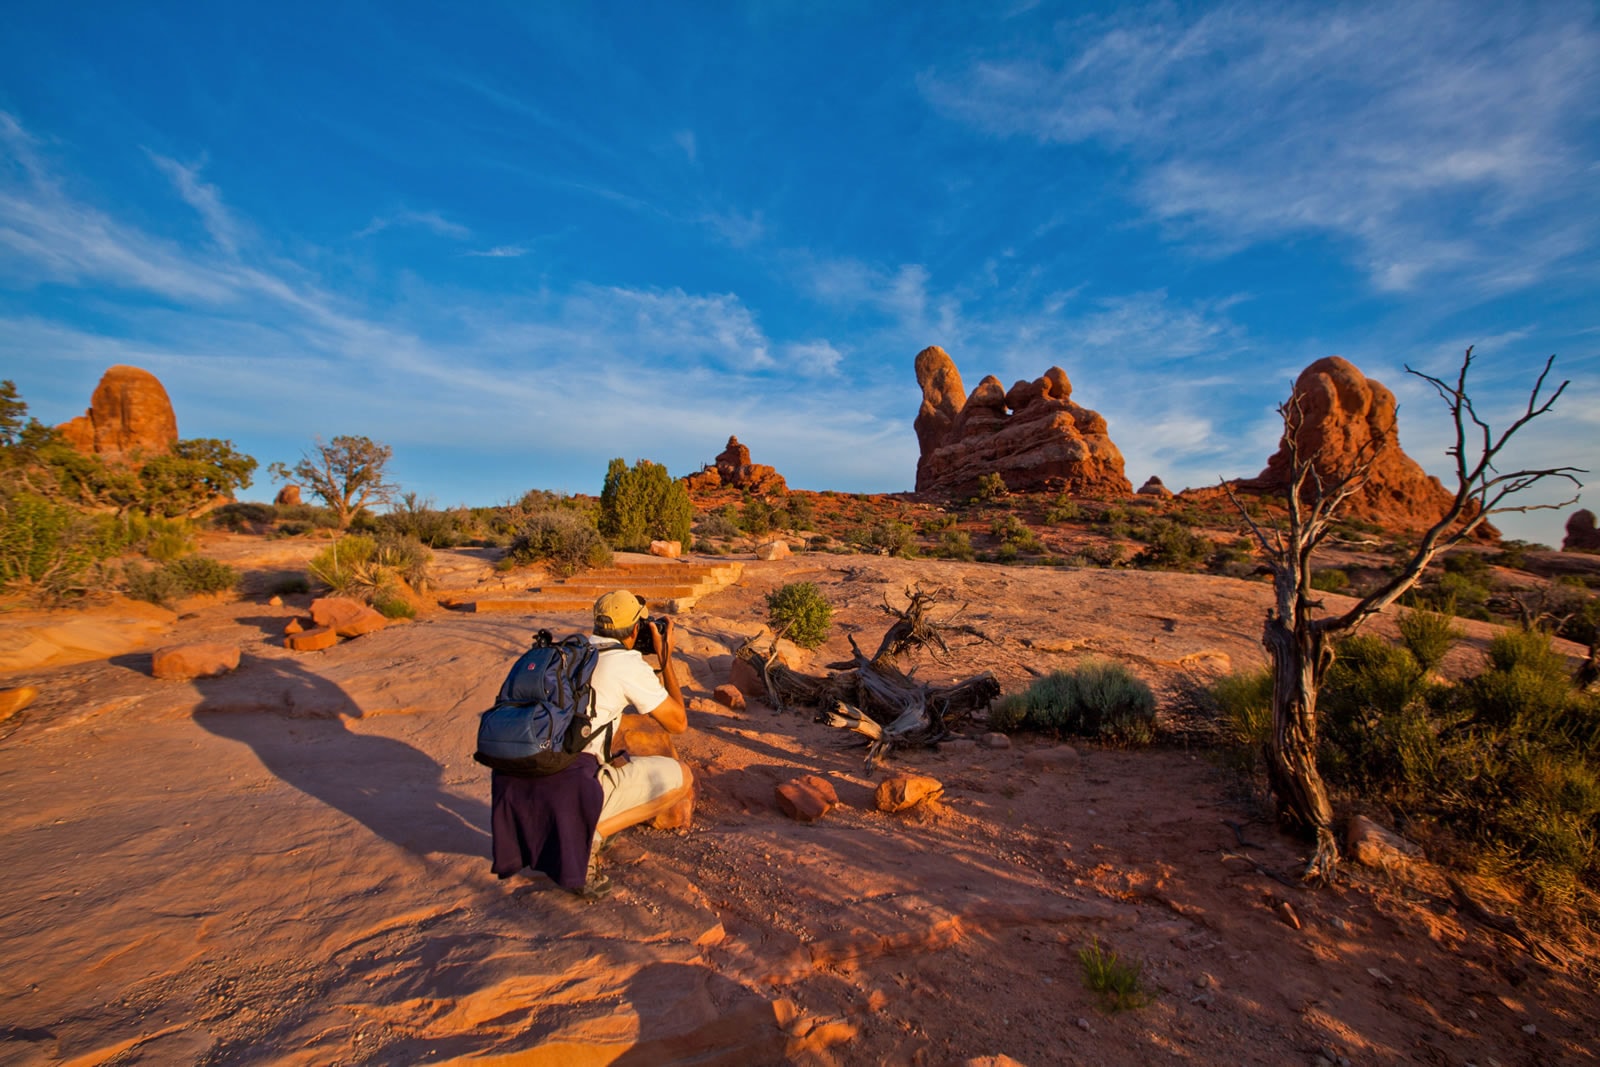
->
xmin=583 ymin=636 xmax=669 ymax=758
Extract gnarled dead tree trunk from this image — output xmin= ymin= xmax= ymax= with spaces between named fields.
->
xmin=1228 ymin=348 xmax=1582 ymax=882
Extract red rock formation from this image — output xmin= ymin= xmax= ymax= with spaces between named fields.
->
xmin=1241 ymin=356 xmax=1494 ymax=535
xmin=1565 ymin=509 xmax=1600 ymax=553
xmin=912 ymin=346 xmax=1131 ymax=497
xmin=1137 ymin=476 xmax=1173 ymax=498
xmin=683 ymin=436 xmax=788 ymax=498
xmin=57 ymin=365 xmax=179 ymax=460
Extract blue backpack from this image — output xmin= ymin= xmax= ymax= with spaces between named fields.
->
xmin=473 ymin=630 xmax=613 ymax=777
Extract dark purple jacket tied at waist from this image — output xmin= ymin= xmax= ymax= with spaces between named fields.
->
xmin=489 ymin=753 xmax=603 ymax=889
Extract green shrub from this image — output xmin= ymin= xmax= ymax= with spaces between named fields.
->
xmin=766 ymin=581 xmax=833 ymax=649
xmin=1131 ymin=519 xmax=1212 ymax=571
xmin=1310 ymin=568 xmax=1349 ymax=593
xmin=505 ymin=511 xmax=612 ymax=577
xmin=598 ymin=458 xmax=692 ymax=550
xmin=0 ymin=492 xmax=119 ymax=599
xmin=934 ymin=529 xmax=975 ymax=561
xmin=991 ymin=514 xmax=1042 ymax=553
xmin=848 ymin=521 xmax=917 ymax=558
xmin=273 ymin=503 xmax=341 ymax=529
xmin=207 ymin=501 xmax=276 ymax=531
xmin=1078 ymin=938 xmax=1150 ymax=1012
xmin=975 ymin=472 xmax=1007 ymax=501
xmin=372 ymin=587 xmax=417 ymax=619
xmin=739 ymin=499 xmax=774 ymax=537
xmin=1396 ymin=607 xmax=1462 ymax=674
xmin=123 ymin=556 xmax=239 ymax=605
xmin=994 ymin=660 xmax=1155 ymax=744
xmin=1045 ymin=495 xmax=1083 ymax=524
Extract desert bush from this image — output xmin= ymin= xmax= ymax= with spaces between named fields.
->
xmin=695 ymin=508 xmax=741 ymax=539
xmin=207 ymin=501 xmax=276 ymax=531
xmin=766 ymin=581 xmax=833 ymax=649
xmin=1396 ymin=606 xmax=1462 ymax=674
xmin=599 ymin=458 xmax=692 ymax=550
xmin=380 ymin=492 xmax=467 ymax=548
xmin=1310 ymin=568 xmax=1349 ymax=593
xmin=990 ymin=514 xmax=1042 ymax=553
xmin=993 ymin=659 xmax=1155 ymax=744
xmin=505 ymin=510 xmax=612 ymax=577
xmin=1045 ymin=495 xmax=1083 ymax=524
xmin=0 ymin=491 xmax=120 ymax=599
xmin=784 ymin=495 xmax=815 ymax=531
xmin=1131 ymin=519 xmax=1212 ymax=571
xmin=272 ymin=503 xmax=342 ymax=531
xmin=975 ymin=472 xmax=1007 ymax=502
xmin=123 ymin=556 xmax=239 ymax=606
xmin=934 ymin=529 xmax=975 ymax=561
xmin=847 ymin=521 xmax=917 ymax=558
xmin=739 ymin=499 xmax=774 ymax=537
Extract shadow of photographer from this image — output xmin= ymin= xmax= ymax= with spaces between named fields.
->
xmin=192 ymin=653 xmax=489 ymax=859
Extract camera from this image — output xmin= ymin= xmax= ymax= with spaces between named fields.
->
xmin=635 ymin=616 xmax=668 ymax=655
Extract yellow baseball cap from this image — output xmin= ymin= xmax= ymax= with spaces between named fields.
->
xmin=594 ymin=590 xmax=646 ymax=630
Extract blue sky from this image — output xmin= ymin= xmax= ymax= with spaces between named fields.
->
xmin=1 ymin=2 xmax=1596 ymax=545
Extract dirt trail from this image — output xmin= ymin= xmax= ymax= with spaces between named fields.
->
xmin=0 ymin=548 xmax=1594 ymax=1065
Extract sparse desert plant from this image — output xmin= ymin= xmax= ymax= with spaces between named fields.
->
xmin=739 ymin=499 xmax=774 ymax=537
xmin=381 ymin=492 xmax=467 ymax=548
xmin=994 ymin=659 xmax=1155 ymax=744
xmin=123 ymin=555 xmax=239 ymax=606
xmin=695 ymin=507 xmax=742 ymax=540
xmin=1131 ymin=518 xmax=1212 ymax=571
xmin=309 ymin=533 xmax=434 ymax=603
xmin=1209 ymin=668 xmax=1274 ymax=771
xmin=934 ymin=529 xmax=975 ymax=561
xmin=1396 ymin=606 xmax=1461 ymax=674
xmin=975 ymin=472 xmax=1007 ymax=502
xmin=1310 ymin=568 xmax=1349 ymax=593
xmin=1078 ymin=938 xmax=1150 ymax=1012
xmin=1045 ymin=495 xmax=1083 ymax=524
xmin=766 ymin=581 xmax=833 ymax=649
xmin=0 ymin=491 xmax=118 ymax=599
xmin=990 ymin=514 xmax=1042 ymax=553
xmin=505 ymin=510 xmax=612 ymax=577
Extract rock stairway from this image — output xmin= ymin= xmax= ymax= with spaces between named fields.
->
xmin=451 ymin=557 xmax=744 ymax=616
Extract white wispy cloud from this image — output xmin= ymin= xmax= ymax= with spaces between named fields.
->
xmin=145 ymin=152 xmax=246 ymax=255
xmin=784 ymin=339 xmax=844 ymax=376
xmin=355 ymin=210 xmax=471 ymax=240
xmin=464 ymin=245 xmax=529 ymax=258
xmin=923 ymin=2 xmax=1600 ymax=293
xmin=674 ymin=129 xmax=698 ymax=165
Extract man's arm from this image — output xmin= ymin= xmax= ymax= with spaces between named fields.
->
xmin=642 ymin=617 xmax=687 ymax=734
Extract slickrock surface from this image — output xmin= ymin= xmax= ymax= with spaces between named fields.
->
xmin=0 ymin=547 xmax=1593 ymax=1065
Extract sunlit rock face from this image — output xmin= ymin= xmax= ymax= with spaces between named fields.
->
xmin=912 ymin=345 xmax=1131 ymax=498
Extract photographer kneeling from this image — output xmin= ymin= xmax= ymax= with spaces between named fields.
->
xmin=489 ymin=589 xmax=694 ymax=901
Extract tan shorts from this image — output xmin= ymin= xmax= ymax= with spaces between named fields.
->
xmin=597 ymin=755 xmax=685 ymax=824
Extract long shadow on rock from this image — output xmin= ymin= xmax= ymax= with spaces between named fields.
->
xmin=610 ymin=962 xmax=791 ymax=1066
xmin=192 ymin=653 xmax=489 ymax=858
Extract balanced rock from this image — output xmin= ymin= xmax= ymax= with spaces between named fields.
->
xmin=309 ymin=597 xmax=389 ymax=638
xmin=151 ymin=642 xmax=241 ymax=681
xmin=1564 ymin=509 xmax=1600 ymax=553
xmin=274 ymin=485 xmax=302 ymax=507
xmin=57 ymin=365 xmax=179 ymax=460
xmin=912 ymin=346 xmax=1132 ymax=497
xmin=683 ymin=435 xmax=788 ymax=498
xmin=1242 ymin=357 xmax=1496 ymax=536
xmin=875 ymin=774 xmax=944 ymax=813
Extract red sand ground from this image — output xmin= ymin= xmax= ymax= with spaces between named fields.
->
xmin=0 ymin=542 xmax=1595 ymax=1065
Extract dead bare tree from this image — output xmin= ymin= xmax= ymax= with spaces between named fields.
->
xmin=1227 ymin=347 xmax=1583 ymax=882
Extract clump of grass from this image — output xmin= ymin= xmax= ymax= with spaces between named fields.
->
xmin=766 ymin=581 xmax=833 ymax=649
xmin=992 ymin=659 xmax=1155 ymax=744
xmin=309 ymin=533 xmax=434 ymax=606
xmin=1310 ymin=568 xmax=1349 ymax=593
xmin=1078 ymin=938 xmax=1150 ymax=1012
xmin=1209 ymin=667 xmax=1274 ymax=773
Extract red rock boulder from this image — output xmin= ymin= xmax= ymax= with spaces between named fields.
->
xmin=776 ymin=775 xmax=839 ymax=823
xmin=874 ymin=774 xmax=945 ymax=813
xmin=57 ymin=365 xmax=179 ymax=460
xmin=310 ymin=597 xmax=389 ymax=638
xmin=912 ymin=346 xmax=1132 ymax=498
xmin=152 ymin=642 xmax=241 ymax=681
